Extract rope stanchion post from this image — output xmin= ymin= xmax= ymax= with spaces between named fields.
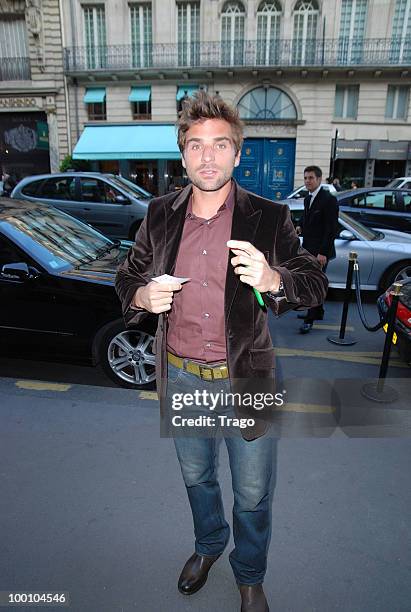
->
xmin=327 ymin=251 xmax=358 ymax=346
xmin=361 ymin=282 xmax=402 ymax=403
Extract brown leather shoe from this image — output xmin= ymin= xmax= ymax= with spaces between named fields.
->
xmin=178 ymin=552 xmax=221 ymax=595
xmin=239 ymin=584 xmax=269 ymax=612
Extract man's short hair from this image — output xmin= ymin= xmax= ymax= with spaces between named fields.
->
xmin=304 ymin=165 xmax=322 ymax=178
xmin=177 ymin=90 xmax=244 ymax=155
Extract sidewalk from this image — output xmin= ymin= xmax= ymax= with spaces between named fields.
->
xmin=0 ymin=376 xmax=410 ymax=612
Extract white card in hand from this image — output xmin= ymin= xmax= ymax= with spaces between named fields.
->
xmin=152 ymin=274 xmax=191 ymax=284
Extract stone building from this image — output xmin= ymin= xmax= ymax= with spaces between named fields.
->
xmin=0 ymin=0 xmax=68 ymax=179
xmin=60 ymin=0 xmax=411 ymax=197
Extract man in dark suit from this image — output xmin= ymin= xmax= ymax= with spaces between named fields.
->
xmin=115 ymin=93 xmax=327 ymax=612
xmin=299 ymin=166 xmax=339 ymax=334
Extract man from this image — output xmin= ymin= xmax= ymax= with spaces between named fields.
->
xmin=115 ymin=92 xmax=327 ymax=612
xmin=298 ymin=166 xmax=339 ymax=334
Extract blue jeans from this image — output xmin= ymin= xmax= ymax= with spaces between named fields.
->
xmin=166 ymin=363 xmax=276 ymax=585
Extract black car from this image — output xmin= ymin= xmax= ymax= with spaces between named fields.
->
xmin=0 ymin=198 xmax=156 ymax=388
xmin=378 ymin=279 xmax=411 ymax=365
xmin=336 ymin=188 xmax=411 ymax=234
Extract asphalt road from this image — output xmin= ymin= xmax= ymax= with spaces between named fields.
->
xmin=0 ymin=296 xmax=410 ymax=611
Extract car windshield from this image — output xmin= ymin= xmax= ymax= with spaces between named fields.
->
xmin=107 ymin=175 xmax=152 ymax=199
xmin=339 ymin=211 xmax=381 ymax=241
xmin=0 ymin=204 xmax=113 ymax=272
xmin=386 ymin=179 xmax=402 ymax=189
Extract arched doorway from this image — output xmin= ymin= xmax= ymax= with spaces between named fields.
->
xmin=234 ymin=87 xmax=297 ymax=199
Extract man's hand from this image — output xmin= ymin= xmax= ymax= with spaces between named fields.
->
xmin=227 ymin=240 xmax=281 ymax=293
xmin=132 ymin=281 xmax=182 ymax=314
xmin=317 ymin=254 xmax=327 ymax=267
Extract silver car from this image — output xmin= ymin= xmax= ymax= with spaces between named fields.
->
xmin=11 ymin=172 xmax=152 ymax=240
xmin=286 ymin=201 xmax=411 ymax=291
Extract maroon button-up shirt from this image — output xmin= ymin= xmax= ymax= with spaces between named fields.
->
xmin=167 ymin=182 xmax=235 ymax=362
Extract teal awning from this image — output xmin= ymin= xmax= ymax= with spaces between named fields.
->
xmin=84 ymin=88 xmax=106 ymax=103
xmin=176 ymin=85 xmax=199 ymax=101
xmin=73 ymin=124 xmax=181 ymax=160
xmin=129 ymin=86 xmax=151 ymax=102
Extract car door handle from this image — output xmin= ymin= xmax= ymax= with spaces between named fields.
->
xmin=83 ymin=207 xmax=91 ymax=211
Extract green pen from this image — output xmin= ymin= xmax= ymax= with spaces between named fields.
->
xmin=253 ymin=288 xmax=265 ymax=307
xmin=227 ymin=241 xmax=265 ymax=308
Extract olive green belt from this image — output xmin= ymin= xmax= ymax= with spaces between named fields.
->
xmin=167 ymin=351 xmax=229 ymax=381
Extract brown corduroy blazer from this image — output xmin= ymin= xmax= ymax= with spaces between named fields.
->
xmin=115 ymin=181 xmax=328 ymax=440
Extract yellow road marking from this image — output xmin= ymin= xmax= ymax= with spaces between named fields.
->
xmin=139 ymin=390 xmax=158 ymax=400
xmin=278 ymin=403 xmax=335 ymax=414
xmin=274 ymin=347 xmax=408 ymax=367
xmin=313 ymin=324 xmax=354 ymax=331
xmin=15 ymin=380 xmax=72 ymax=391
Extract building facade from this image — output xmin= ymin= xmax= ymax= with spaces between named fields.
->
xmin=0 ymin=0 xmax=68 ymax=181
xmin=62 ymin=0 xmax=411 ymax=197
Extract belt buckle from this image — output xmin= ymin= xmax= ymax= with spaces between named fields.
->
xmin=213 ymin=366 xmax=224 ymax=380
xmin=199 ymin=364 xmax=213 ymax=381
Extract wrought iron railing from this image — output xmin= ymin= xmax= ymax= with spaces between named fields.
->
xmin=64 ymin=38 xmax=411 ymax=72
xmin=0 ymin=57 xmax=31 ymax=80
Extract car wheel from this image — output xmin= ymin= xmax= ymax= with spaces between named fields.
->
xmin=97 ymin=321 xmax=156 ymax=389
xmin=381 ymin=261 xmax=411 ymax=291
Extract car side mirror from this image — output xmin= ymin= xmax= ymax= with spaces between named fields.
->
xmin=339 ymin=229 xmax=355 ymax=240
xmin=1 ymin=262 xmax=32 ymax=280
xmin=115 ymin=195 xmax=130 ymax=204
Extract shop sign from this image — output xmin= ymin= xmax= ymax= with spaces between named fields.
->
xmin=334 ymin=139 xmax=369 ymax=159
xmin=0 ymin=97 xmax=38 ymax=109
xmin=36 ymin=121 xmax=49 ymax=150
xmin=369 ymin=140 xmax=409 ymax=160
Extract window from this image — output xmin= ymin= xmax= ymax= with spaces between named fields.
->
xmin=87 ymin=101 xmax=106 ymax=120
xmin=0 ymin=15 xmax=30 ymax=79
xmin=79 ymin=178 xmax=124 ymax=204
xmin=176 ymin=85 xmax=199 ymax=112
xmin=221 ymin=2 xmax=245 ymax=66
xmin=391 ymin=0 xmax=411 ymax=63
xmin=334 ymin=85 xmax=359 ymax=119
xmin=84 ymin=88 xmax=106 ymax=120
xmin=1 ymin=207 xmax=112 ymax=271
xmin=292 ymin=0 xmax=319 ymax=65
xmin=83 ymin=5 xmax=107 ymax=69
xmin=21 ymin=179 xmax=45 ymax=197
xmin=402 ymin=192 xmax=411 ymax=210
xmin=0 ymin=235 xmax=25 ymax=268
xmin=385 ymin=85 xmax=409 ymax=120
xmin=130 ymin=3 xmax=152 ymax=68
xmin=132 ymin=100 xmax=151 ymax=119
xmin=129 ymin=87 xmax=151 ymax=119
xmin=256 ymin=2 xmax=281 ymax=65
xmin=177 ymin=2 xmax=200 ymax=67
xmin=338 ymin=0 xmax=368 ymax=64
xmin=40 ymin=177 xmax=77 ymax=201
xmin=237 ymin=87 xmax=297 ymax=120
xmin=353 ymin=191 xmax=393 ymax=209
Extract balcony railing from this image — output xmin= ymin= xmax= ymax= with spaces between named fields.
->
xmin=0 ymin=57 xmax=31 ymax=81
xmin=64 ymin=38 xmax=411 ymax=73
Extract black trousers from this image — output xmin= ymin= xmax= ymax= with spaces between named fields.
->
xmin=305 ymin=262 xmax=327 ymax=323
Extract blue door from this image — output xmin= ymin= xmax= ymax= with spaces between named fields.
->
xmin=234 ymin=138 xmax=295 ymax=200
